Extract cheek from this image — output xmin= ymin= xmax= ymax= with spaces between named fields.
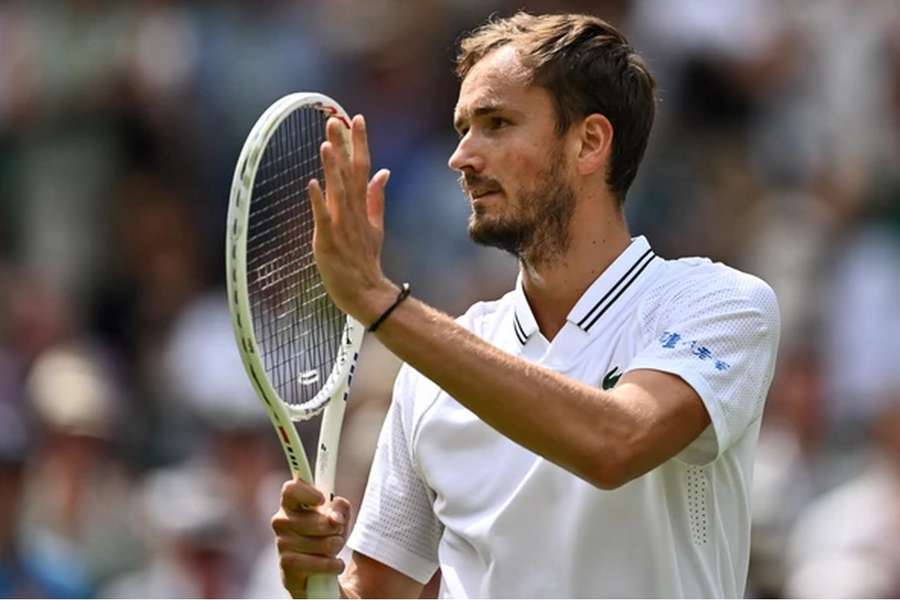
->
xmin=499 ymin=147 xmax=544 ymax=188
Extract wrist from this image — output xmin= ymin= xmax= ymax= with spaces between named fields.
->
xmin=367 ymin=282 xmax=411 ymax=332
xmin=356 ymin=279 xmax=402 ymax=326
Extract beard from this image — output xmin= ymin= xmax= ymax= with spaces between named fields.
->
xmin=466 ymin=152 xmax=575 ymax=268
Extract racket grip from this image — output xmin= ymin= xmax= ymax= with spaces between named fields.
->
xmin=307 ymin=574 xmax=340 ymax=599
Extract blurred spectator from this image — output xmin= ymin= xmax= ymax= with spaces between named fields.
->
xmin=102 ymin=463 xmax=242 ymax=598
xmin=157 ymin=292 xmax=263 ymax=456
xmin=21 ymin=344 xmax=145 ymax=592
xmin=821 ymin=225 xmax=900 ymax=445
xmin=92 ymin=172 xmax=205 ymax=365
xmin=748 ymin=347 xmax=825 ymax=597
xmin=3 ymin=2 xmax=135 ymax=304
xmin=3 ymin=273 xmax=73 ymax=368
xmin=0 ymin=402 xmax=92 ymax=598
xmin=784 ymin=393 xmax=900 ymax=598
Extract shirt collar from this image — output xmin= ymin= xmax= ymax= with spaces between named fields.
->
xmin=511 ymin=236 xmax=658 ymax=346
xmin=511 ymin=273 xmax=539 ymax=345
xmin=568 ymin=236 xmax=657 ymax=332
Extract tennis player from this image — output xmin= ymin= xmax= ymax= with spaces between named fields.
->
xmin=273 ymin=12 xmax=780 ymax=598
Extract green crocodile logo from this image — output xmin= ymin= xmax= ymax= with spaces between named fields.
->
xmin=602 ymin=366 xmax=622 ymax=390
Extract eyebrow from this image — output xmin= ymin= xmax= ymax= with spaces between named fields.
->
xmin=453 ymin=103 xmax=505 ymax=133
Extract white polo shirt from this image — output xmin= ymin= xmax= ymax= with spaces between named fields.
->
xmin=347 ymin=236 xmax=780 ymax=598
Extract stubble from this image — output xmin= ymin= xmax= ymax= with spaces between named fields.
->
xmin=467 ymin=151 xmax=575 ymax=269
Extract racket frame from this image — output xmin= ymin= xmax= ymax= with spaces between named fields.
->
xmin=226 ymin=92 xmax=363 ymax=599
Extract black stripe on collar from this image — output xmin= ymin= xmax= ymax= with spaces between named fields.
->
xmin=577 ymin=249 xmax=656 ymax=332
xmin=513 ymin=312 xmax=528 ymax=345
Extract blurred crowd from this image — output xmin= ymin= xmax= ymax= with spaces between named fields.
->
xmin=0 ymin=0 xmax=898 ymax=597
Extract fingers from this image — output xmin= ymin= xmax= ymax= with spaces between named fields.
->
xmin=281 ymin=478 xmax=325 ymax=513
xmin=279 ymin=551 xmax=345 ymax=576
xmin=274 ymin=482 xmax=353 ymax=594
xmin=319 ymin=113 xmax=386 ymax=199
xmin=309 ymin=112 xmax=390 ymax=320
xmin=276 ymin=528 xmax=347 ymax=557
xmin=323 ymin=117 xmax=350 ymax=205
xmin=326 ymin=116 xmax=351 ymax=162
xmin=328 ymin=496 xmax=352 ymax=528
xmin=322 ymin=115 xmax=372 ymax=219
xmin=366 ymin=168 xmax=391 ymax=230
xmin=319 ymin=139 xmax=347 ymax=213
xmin=324 ymin=114 xmax=366 ymax=171
xmin=308 ymin=178 xmax=331 ymax=234
xmin=273 ymin=508 xmax=343 ymax=538
xmin=350 ymin=115 xmax=371 ymax=184
xmin=276 ymin=479 xmax=352 ymax=538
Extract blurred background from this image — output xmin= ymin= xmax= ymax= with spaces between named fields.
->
xmin=1 ymin=0 xmax=899 ymax=597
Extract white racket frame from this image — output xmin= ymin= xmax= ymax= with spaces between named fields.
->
xmin=226 ymin=92 xmax=364 ymax=599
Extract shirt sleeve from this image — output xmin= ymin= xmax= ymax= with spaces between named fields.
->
xmin=625 ymin=269 xmax=781 ymax=464
xmin=346 ymin=365 xmax=443 ymax=584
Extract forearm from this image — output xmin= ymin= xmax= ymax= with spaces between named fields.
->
xmin=370 ymin=295 xmax=643 ymax=487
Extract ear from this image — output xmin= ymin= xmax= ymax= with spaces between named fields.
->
xmin=575 ymin=114 xmax=613 ymax=177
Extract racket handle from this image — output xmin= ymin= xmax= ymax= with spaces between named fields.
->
xmin=307 ymin=574 xmax=340 ymax=599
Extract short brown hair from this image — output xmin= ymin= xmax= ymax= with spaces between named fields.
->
xmin=456 ymin=12 xmax=657 ymax=202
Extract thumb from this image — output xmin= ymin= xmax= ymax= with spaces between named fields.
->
xmin=366 ymin=169 xmax=390 ymax=230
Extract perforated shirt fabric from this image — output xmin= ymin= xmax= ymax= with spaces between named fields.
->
xmin=346 ymin=236 xmax=781 ymax=598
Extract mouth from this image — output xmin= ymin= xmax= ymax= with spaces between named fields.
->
xmin=469 ymin=189 xmax=503 ymax=201
xmin=460 ymin=174 xmax=503 ymax=202
xmin=469 ymin=191 xmax=503 ymax=216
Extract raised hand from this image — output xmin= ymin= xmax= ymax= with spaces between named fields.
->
xmin=308 ymin=115 xmax=398 ymax=326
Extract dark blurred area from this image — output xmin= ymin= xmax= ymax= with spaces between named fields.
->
xmin=0 ymin=0 xmax=898 ymax=597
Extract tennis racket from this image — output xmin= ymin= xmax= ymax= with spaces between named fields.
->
xmin=225 ymin=92 xmax=364 ymax=599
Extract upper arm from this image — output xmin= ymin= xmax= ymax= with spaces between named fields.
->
xmin=606 ymin=368 xmax=711 ymax=485
xmin=596 ymin=271 xmax=780 ymax=486
xmin=341 ymin=551 xmax=425 ymax=599
xmin=621 ymin=271 xmax=781 ymax=470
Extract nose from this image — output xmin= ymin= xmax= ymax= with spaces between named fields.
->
xmin=448 ymin=133 xmax=485 ymax=174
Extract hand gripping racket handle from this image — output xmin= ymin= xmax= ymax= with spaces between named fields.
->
xmin=270 ymin=412 xmax=337 ymax=599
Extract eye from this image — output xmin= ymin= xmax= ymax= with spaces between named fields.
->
xmin=488 ymin=116 xmax=508 ymax=130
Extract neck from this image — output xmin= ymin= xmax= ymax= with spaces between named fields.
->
xmin=520 ymin=197 xmax=630 ymax=340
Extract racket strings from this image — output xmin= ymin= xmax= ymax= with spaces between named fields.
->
xmin=246 ymin=106 xmax=345 ymax=408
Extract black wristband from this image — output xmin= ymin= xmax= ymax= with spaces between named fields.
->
xmin=368 ymin=283 xmax=411 ymax=332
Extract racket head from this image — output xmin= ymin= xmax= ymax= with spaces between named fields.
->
xmin=226 ymin=93 xmax=365 ymax=478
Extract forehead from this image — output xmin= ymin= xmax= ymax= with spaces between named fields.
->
xmin=454 ymin=45 xmax=533 ymax=119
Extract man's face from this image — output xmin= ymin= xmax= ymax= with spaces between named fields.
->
xmin=449 ymin=45 xmax=576 ymax=265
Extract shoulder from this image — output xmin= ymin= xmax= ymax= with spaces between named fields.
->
xmin=640 ymin=256 xmax=780 ymax=330
xmin=653 ymin=256 xmax=777 ymax=305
